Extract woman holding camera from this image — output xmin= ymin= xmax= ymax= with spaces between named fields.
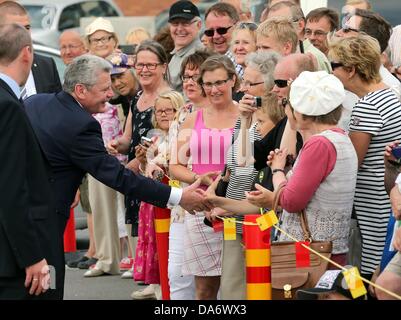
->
xmin=329 ymin=35 xmax=401 ymax=279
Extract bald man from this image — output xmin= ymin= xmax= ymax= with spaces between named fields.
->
xmin=59 ymin=30 xmax=87 ymax=65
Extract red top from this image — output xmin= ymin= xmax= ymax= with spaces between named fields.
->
xmin=279 ymin=128 xmax=345 ymax=213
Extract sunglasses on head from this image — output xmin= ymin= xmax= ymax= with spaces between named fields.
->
xmin=204 ymin=25 xmax=233 ymax=37
xmin=274 ymin=79 xmax=289 ymax=88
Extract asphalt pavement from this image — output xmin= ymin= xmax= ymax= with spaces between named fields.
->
xmin=63 ymin=205 xmax=142 ymax=300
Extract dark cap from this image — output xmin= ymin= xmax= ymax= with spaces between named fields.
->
xmin=296 ymin=268 xmax=367 ymax=300
xmin=169 ymin=1 xmax=200 ymax=22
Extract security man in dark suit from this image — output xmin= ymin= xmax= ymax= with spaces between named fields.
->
xmin=0 ymin=1 xmax=62 ymax=97
xmin=0 ymin=23 xmax=63 ymax=300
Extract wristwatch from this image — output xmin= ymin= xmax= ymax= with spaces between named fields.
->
xmin=395 ymin=173 xmax=401 ymax=193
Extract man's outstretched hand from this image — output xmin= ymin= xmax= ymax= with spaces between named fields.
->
xmin=179 ymin=179 xmax=211 ymax=214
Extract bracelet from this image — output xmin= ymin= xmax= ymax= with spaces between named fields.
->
xmin=272 ymin=168 xmax=285 ymax=175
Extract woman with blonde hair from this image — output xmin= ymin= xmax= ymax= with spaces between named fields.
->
xmin=132 ymin=90 xmax=183 ymax=299
xmin=329 ymin=34 xmax=401 ymax=279
xmin=125 ymin=27 xmax=151 ymax=45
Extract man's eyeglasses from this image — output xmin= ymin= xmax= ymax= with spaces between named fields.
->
xmin=342 ymin=25 xmax=360 ymax=34
xmin=181 ymin=74 xmax=200 ymax=83
xmin=89 ymin=35 xmax=114 ymax=45
xmin=330 ymin=62 xmax=344 ymax=70
xmin=241 ymin=80 xmax=264 ymax=88
xmin=204 ymin=25 xmax=233 ymax=37
xmin=155 ymin=108 xmax=176 ymax=116
xmin=201 ymin=78 xmax=230 ymax=90
xmin=274 ymin=79 xmax=289 ymax=88
xmin=170 ymin=19 xmax=197 ymax=28
xmin=134 ymin=63 xmax=162 ymax=71
xmin=305 ymin=29 xmax=329 ymax=38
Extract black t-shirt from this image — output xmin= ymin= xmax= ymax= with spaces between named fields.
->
xmin=253 ymin=117 xmax=303 ymax=171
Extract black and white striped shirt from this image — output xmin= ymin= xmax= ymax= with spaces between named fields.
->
xmin=349 ymin=88 xmax=401 ymax=274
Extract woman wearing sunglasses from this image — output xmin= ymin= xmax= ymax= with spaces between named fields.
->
xmin=329 ymin=34 xmax=401 ymax=280
xmin=170 ymin=55 xmax=240 ymax=300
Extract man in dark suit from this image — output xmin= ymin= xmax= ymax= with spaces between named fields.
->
xmin=24 ymin=54 xmax=207 ymax=291
xmin=0 ymin=1 xmax=62 ymax=97
xmin=0 ymin=23 xmax=64 ymax=300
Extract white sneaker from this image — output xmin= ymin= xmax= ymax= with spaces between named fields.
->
xmin=121 ymin=265 xmax=134 ymax=279
xmin=130 ymin=284 xmax=156 ymax=300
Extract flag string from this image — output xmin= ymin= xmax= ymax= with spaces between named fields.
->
xmin=215 ymin=215 xmax=401 ymax=300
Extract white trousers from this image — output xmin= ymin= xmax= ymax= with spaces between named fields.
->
xmin=168 ymin=222 xmax=196 ymax=300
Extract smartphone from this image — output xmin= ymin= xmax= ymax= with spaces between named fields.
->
xmin=392 ymin=146 xmax=401 ymax=159
xmin=140 ymin=136 xmax=152 ymax=145
xmin=254 ymin=96 xmax=262 ymax=108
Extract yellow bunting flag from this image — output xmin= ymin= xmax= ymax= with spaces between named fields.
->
xmin=342 ymin=267 xmax=367 ymax=299
xmin=256 ymin=210 xmax=278 ymax=231
xmin=224 ymin=218 xmax=236 ymax=241
xmin=168 ymin=180 xmax=181 ymax=188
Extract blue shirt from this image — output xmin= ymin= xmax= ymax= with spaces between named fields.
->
xmin=0 ymin=72 xmax=21 ymax=99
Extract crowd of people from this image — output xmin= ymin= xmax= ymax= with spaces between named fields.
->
xmin=1 ymin=0 xmax=401 ymax=301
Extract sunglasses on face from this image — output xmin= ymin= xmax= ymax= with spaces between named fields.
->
xmin=330 ymin=62 xmax=344 ymax=70
xmin=204 ymin=25 xmax=233 ymax=37
xmin=274 ymin=79 xmax=289 ymax=88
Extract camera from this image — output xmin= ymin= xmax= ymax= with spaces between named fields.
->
xmin=140 ymin=136 xmax=152 ymax=145
xmin=254 ymin=96 xmax=262 ymax=108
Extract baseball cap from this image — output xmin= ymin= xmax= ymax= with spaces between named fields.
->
xmin=85 ymin=17 xmax=114 ymax=36
xmin=168 ymin=1 xmax=200 ymax=22
xmin=107 ymin=53 xmax=134 ymax=75
xmin=289 ymin=71 xmax=345 ymax=116
xmin=296 ymin=268 xmax=367 ymax=300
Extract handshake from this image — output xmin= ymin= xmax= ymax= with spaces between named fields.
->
xmin=178 ymin=173 xmax=221 ymax=214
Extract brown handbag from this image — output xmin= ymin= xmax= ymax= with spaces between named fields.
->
xmin=270 ymin=184 xmax=332 ymax=300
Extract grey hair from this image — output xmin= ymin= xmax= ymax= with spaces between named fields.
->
xmin=63 ymin=54 xmax=112 ymax=93
xmin=245 ymin=51 xmax=281 ymax=92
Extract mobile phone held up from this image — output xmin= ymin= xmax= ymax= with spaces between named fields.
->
xmin=140 ymin=136 xmax=152 ymax=146
xmin=392 ymin=146 xmax=401 ymax=159
xmin=254 ymin=96 xmax=262 ymax=108
xmin=389 ymin=145 xmax=401 ymax=167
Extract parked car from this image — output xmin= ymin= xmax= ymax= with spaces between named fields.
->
xmin=20 ymin=0 xmax=123 ymax=48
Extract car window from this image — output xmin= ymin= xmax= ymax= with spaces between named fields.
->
xmin=59 ymin=4 xmax=84 ymax=31
xmin=80 ymin=1 xmax=119 ymax=17
xmin=25 ymin=5 xmax=55 ymax=29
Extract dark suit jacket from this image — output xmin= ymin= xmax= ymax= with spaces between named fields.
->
xmin=0 ymin=79 xmax=63 ymax=297
xmin=24 ymin=91 xmax=172 ymax=220
xmin=32 ymin=53 xmax=62 ymax=94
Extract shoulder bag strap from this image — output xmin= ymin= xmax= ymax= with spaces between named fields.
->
xmin=272 ymin=182 xmax=312 ymax=241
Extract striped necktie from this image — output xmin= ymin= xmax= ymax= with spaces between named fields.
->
xmin=20 ymin=86 xmax=28 ymax=101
